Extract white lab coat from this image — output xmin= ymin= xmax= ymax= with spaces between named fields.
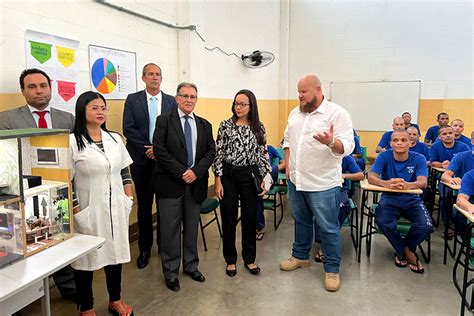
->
xmin=69 ymin=131 xmax=133 ymax=271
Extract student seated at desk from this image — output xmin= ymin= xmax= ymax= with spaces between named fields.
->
xmin=430 ymin=125 xmax=470 ymax=169
xmin=368 ymin=130 xmax=433 ymax=274
xmin=402 ymin=111 xmax=421 ymax=136
xmin=424 ymin=112 xmax=449 ymax=147
xmin=407 ymin=126 xmax=430 ymax=162
xmin=441 ymin=132 xmax=474 ymax=186
xmin=457 ymin=169 xmax=474 ymax=213
xmin=352 ymin=129 xmax=366 ymax=171
xmin=451 ymin=119 xmax=471 ymax=147
xmin=376 ymin=117 xmax=405 ymax=153
xmin=314 ymin=155 xmax=364 ymax=262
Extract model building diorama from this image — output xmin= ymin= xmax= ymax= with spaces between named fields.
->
xmin=0 ymin=128 xmax=73 ymax=268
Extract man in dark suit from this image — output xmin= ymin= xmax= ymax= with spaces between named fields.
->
xmin=153 ymin=82 xmax=215 ymax=291
xmin=0 ymin=68 xmax=76 ymax=301
xmin=123 ymin=63 xmax=177 ymax=269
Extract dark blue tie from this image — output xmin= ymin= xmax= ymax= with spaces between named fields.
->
xmin=184 ymin=115 xmax=193 ymax=167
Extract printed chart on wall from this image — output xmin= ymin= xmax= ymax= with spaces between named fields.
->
xmin=25 ymin=30 xmax=80 ymax=114
xmin=88 ymin=45 xmax=137 ymax=99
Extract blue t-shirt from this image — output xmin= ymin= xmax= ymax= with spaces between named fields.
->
xmin=372 ymin=150 xmax=428 ymax=182
xmin=447 ymin=150 xmax=474 ymax=178
xmin=460 ymin=170 xmax=474 ymax=197
xmin=425 ymin=125 xmax=439 ymax=143
xmin=430 ymin=141 xmax=470 ymax=163
xmin=409 ymin=123 xmax=421 ymax=136
xmin=409 ymin=141 xmax=430 ymax=161
xmin=353 ymin=135 xmax=361 ymax=155
xmin=377 ymin=131 xmax=393 ymax=150
xmin=267 ymin=145 xmax=283 ymax=181
xmin=342 ymin=155 xmax=362 ymax=174
xmin=456 ymin=135 xmax=471 ymax=147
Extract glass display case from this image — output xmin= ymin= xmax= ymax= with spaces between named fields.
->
xmin=0 ymin=128 xmax=73 ymax=268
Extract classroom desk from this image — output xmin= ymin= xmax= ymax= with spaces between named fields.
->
xmin=440 ymin=180 xmax=461 ymax=264
xmin=428 ymin=166 xmax=446 ymax=226
xmin=357 ymin=180 xmax=423 ymax=262
xmin=0 ymin=234 xmax=105 ymax=316
xmin=452 ymin=204 xmax=474 ymax=316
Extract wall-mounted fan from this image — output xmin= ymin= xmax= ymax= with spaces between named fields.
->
xmin=241 ymin=50 xmax=275 ymax=68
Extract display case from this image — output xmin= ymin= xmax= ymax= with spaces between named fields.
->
xmin=0 ymin=128 xmax=73 ymax=268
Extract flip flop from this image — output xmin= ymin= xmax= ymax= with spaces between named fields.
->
xmin=394 ymin=253 xmax=408 ymax=268
xmin=314 ymin=250 xmax=325 ymax=263
xmin=256 ymin=231 xmax=265 ymax=241
xmin=407 ymin=253 xmax=425 ymax=274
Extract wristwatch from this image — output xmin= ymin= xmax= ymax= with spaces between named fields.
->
xmin=327 ymin=138 xmax=335 ymax=148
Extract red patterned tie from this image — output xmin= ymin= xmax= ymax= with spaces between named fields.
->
xmin=34 ymin=111 xmax=48 ymax=128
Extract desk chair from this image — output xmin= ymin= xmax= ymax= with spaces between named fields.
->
xmin=360 ymin=193 xmax=431 ymax=263
xmin=199 ymin=197 xmax=222 ymax=251
xmin=263 ymin=182 xmax=285 ymax=230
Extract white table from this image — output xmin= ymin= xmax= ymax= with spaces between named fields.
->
xmin=0 ymin=234 xmax=105 ymax=316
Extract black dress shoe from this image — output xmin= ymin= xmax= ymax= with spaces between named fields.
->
xmin=245 ymin=264 xmax=261 ymax=275
xmin=136 ymin=251 xmax=150 ymax=269
xmin=225 ymin=265 xmax=237 ymax=277
xmin=184 ymin=270 xmax=206 ymax=282
xmin=165 ymin=279 xmax=180 ymax=291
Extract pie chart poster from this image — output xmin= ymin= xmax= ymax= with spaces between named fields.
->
xmin=88 ymin=45 xmax=137 ymax=99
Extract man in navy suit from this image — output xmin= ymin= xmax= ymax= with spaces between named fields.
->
xmin=123 ymin=63 xmax=177 ymax=269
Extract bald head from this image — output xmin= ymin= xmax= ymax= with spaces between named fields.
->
xmin=392 ymin=116 xmax=405 ymax=131
xmin=297 ymin=74 xmax=323 ymax=113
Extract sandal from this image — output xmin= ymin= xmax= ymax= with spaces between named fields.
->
xmin=394 ymin=253 xmax=408 ymax=268
xmin=407 ymin=253 xmax=425 ymax=274
xmin=256 ymin=231 xmax=265 ymax=241
xmin=314 ymin=250 xmax=325 ymax=263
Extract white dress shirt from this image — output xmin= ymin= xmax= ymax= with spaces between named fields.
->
xmin=146 ymin=90 xmax=163 ymax=117
xmin=28 ymin=104 xmax=52 ymax=128
xmin=283 ymin=97 xmax=355 ymax=191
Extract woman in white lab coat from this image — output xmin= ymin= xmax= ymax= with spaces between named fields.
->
xmin=70 ymin=91 xmax=134 ymax=316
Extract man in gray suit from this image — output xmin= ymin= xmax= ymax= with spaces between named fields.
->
xmin=0 ymin=68 xmax=76 ymax=301
xmin=0 ymin=68 xmax=74 ymax=130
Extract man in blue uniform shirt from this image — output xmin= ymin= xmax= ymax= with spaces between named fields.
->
xmin=451 ymin=119 xmax=471 ymax=146
xmin=376 ymin=117 xmax=405 ymax=153
xmin=407 ymin=126 xmax=430 ymax=162
xmin=441 ymin=131 xmax=474 ymax=186
xmin=430 ymin=125 xmax=470 ymax=169
xmin=457 ymin=170 xmax=474 ymax=212
xmin=352 ymin=130 xmax=366 ymax=171
xmin=424 ymin=112 xmax=449 ymax=147
xmin=402 ymin=111 xmax=421 ymax=136
xmin=369 ymin=130 xmax=433 ymax=274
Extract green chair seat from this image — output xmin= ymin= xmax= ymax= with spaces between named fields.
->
xmin=201 ymin=198 xmax=219 ymax=214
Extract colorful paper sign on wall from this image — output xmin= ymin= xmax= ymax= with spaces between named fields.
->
xmin=25 ymin=30 xmax=80 ymax=114
xmin=57 ymin=81 xmax=76 ymax=102
xmin=29 ymin=41 xmax=52 ymax=64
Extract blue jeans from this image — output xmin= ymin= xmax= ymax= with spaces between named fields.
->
xmin=288 ymin=181 xmax=341 ymax=273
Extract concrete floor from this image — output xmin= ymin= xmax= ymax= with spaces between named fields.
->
xmin=21 ymin=196 xmax=464 ymax=315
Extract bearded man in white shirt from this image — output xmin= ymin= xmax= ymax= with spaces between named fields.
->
xmin=279 ymin=75 xmax=354 ymax=292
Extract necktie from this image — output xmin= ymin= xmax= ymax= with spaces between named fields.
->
xmin=184 ymin=115 xmax=193 ymax=167
xmin=149 ymin=96 xmax=158 ymax=143
xmin=34 ymin=111 xmax=48 ymax=128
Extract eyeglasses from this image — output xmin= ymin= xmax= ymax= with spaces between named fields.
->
xmin=233 ymin=102 xmax=250 ymax=108
xmin=178 ymin=94 xmax=197 ymax=100
xmin=87 ymin=106 xmax=109 ymax=113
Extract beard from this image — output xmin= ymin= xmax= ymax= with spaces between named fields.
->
xmin=299 ymin=97 xmax=318 ymax=113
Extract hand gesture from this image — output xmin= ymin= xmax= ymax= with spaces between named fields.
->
xmin=313 ymin=124 xmax=334 ymax=146
xmin=182 ymin=169 xmax=197 ymax=184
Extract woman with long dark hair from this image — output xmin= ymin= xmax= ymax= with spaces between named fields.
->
xmin=213 ymin=89 xmax=271 ymax=277
xmin=70 ymin=91 xmax=134 ymax=316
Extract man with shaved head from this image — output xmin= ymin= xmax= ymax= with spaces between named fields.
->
xmin=407 ymin=126 xmax=430 ymax=162
xmin=425 ymin=112 xmax=449 ymax=146
xmin=279 ymin=75 xmax=354 ymax=292
xmin=369 ymin=130 xmax=433 ymax=274
xmin=375 ymin=116 xmax=406 ymax=153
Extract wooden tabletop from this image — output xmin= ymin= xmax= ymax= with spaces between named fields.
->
xmin=360 ymin=179 xmax=423 ymax=194
xmin=454 ymin=204 xmax=474 ymax=222
xmin=440 ymin=181 xmax=461 ymax=191
xmin=430 ymin=166 xmax=446 ymax=173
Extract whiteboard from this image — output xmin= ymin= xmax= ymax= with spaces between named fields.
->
xmin=329 ymin=81 xmax=421 ymax=131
